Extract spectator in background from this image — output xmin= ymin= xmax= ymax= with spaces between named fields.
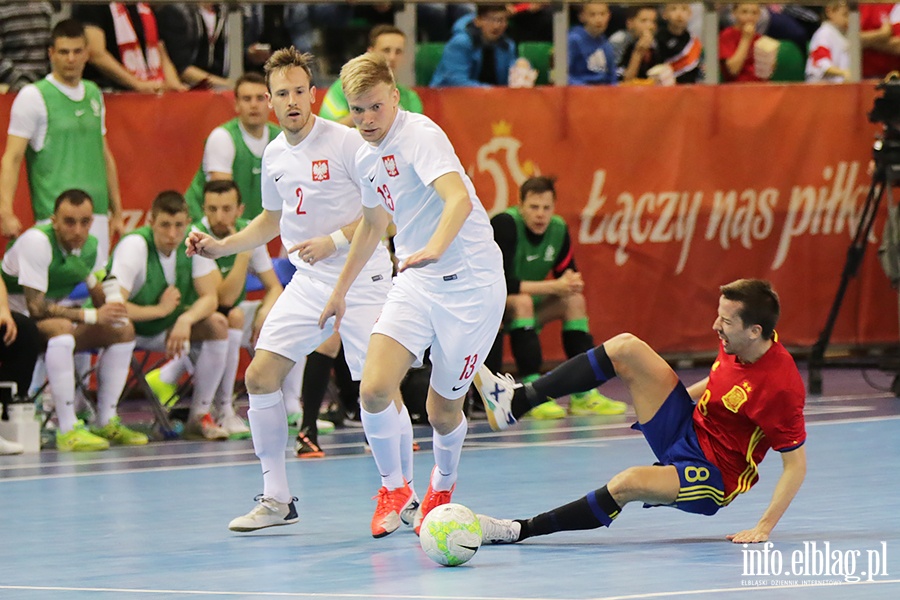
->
xmin=320 ymin=25 xmax=423 ymax=126
xmin=620 ymin=6 xmax=662 ymax=82
xmin=72 ymin=2 xmax=186 ymax=93
xmin=720 ymin=3 xmax=764 ymax=83
xmin=487 ymin=176 xmax=626 ymax=420
xmin=1 ymin=189 xmax=143 ymax=452
xmin=0 ymin=1 xmax=53 ymax=93
xmin=568 ymin=2 xmax=617 ymax=85
xmin=658 ymin=3 xmax=702 ymax=84
xmin=807 ymin=2 xmax=851 ymax=82
xmin=0 ymin=18 xmax=124 ymax=263
xmin=430 ymin=4 xmax=517 ymax=87
xmin=610 ymin=5 xmax=657 ymax=69
xmin=155 ymin=3 xmax=231 ymax=89
xmin=861 ymin=4 xmax=900 ymax=79
xmin=183 ymin=73 xmax=280 ymax=222
xmin=508 ymin=3 xmax=554 ymax=42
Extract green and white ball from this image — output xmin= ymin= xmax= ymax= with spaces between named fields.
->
xmin=419 ymin=503 xmax=483 ymax=566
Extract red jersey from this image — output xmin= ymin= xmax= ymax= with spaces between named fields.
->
xmin=693 ymin=340 xmax=806 ymax=503
xmin=861 ymin=4 xmax=900 ymax=79
xmin=719 ymin=27 xmax=762 ymax=82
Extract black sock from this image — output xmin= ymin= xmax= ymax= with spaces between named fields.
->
xmin=519 ymin=485 xmax=621 ymax=540
xmin=484 ymin=330 xmax=505 ymax=374
xmin=532 ymin=344 xmax=615 ymax=400
xmin=300 ymin=352 xmax=335 ymax=439
xmin=562 ymin=329 xmax=594 ymax=358
xmin=509 ymin=327 xmax=542 ymax=378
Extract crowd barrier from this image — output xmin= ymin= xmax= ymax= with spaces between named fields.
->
xmin=1 ymin=83 xmax=894 ymax=359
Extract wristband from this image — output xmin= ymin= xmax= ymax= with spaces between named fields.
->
xmin=330 ymin=229 xmax=350 ymax=250
xmin=85 ymin=274 xmax=98 ymax=289
xmin=83 ymin=308 xmax=98 ymax=325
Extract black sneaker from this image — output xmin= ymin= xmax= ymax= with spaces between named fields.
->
xmin=294 ymin=430 xmax=324 ymax=459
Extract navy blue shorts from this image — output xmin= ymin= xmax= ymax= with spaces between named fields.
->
xmin=631 ymin=381 xmax=726 ymax=516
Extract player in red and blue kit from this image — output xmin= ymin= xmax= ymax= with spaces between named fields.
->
xmin=475 ymin=279 xmax=807 ymax=544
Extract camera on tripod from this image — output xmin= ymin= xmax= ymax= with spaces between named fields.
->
xmin=870 ymin=74 xmax=900 ymax=167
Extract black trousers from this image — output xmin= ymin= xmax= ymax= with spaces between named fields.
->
xmin=0 ymin=312 xmax=42 ymax=396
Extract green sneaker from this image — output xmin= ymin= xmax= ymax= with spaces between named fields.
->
xmin=56 ymin=421 xmax=110 ymax=452
xmin=146 ymin=368 xmax=180 ymax=408
xmin=91 ymin=416 xmax=149 ymax=446
xmin=569 ymin=390 xmax=627 ymax=416
xmin=525 ymin=400 xmax=567 ymax=420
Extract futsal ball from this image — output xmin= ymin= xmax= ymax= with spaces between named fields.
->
xmin=419 ymin=503 xmax=483 ymax=566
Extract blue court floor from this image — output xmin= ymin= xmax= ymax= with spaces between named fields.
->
xmin=1 ymin=367 xmax=899 ymax=599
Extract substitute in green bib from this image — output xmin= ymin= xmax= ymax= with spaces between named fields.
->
xmin=0 ymin=189 xmax=142 ymax=452
xmin=108 ymin=191 xmax=230 ymax=441
xmin=148 ymin=180 xmax=284 ymax=439
xmin=318 ymin=25 xmax=423 ymax=127
xmin=0 ymin=19 xmax=124 ymax=263
xmin=488 ymin=176 xmax=626 ymax=420
xmin=184 ymin=73 xmax=280 ymax=222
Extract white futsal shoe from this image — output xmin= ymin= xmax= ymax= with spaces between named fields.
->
xmin=477 ymin=514 xmax=522 ymax=544
xmin=228 ymin=495 xmax=299 ymax=532
xmin=473 ymin=365 xmax=518 ymax=431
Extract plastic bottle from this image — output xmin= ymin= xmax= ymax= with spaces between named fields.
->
xmin=101 ymin=275 xmax=129 ymax=327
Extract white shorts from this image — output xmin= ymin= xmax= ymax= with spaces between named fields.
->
xmin=37 ymin=214 xmax=109 ymax=265
xmin=372 ymin=277 xmax=505 ymax=399
xmin=254 ymin=271 xmax=389 ymax=380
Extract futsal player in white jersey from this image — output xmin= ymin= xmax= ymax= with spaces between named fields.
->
xmin=186 ymin=48 xmax=401 ymax=532
xmin=320 ymin=53 xmax=506 ymax=538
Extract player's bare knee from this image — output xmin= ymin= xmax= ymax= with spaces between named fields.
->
xmin=359 ymin=380 xmax=393 ymax=413
xmin=607 ymin=467 xmax=645 ymax=504
xmin=245 ymin=357 xmax=280 ymax=395
xmin=37 ymin=318 xmax=74 ymax=339
xmin=206 ymin=311 xmax=229 ymax=339
xmin=505 ymin=294 xmax=534 ymax=319
xmin=227 ymin=307 xmax=245 ymax=329
xmin=563 ymin=292 xmax=587 ymax=317
xmin=110 ymin=320 xmax=135 ymax=343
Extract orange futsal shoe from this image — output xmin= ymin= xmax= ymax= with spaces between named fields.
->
xmin=371 ymin=481 xmax=415 ymax=538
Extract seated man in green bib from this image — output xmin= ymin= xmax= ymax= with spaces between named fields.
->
xmin=318 ymin=25 xmax=423 ymax=127
xmin=183 ymin=73 xmax=281 ymax=222
xmin=147 ymin=179 xmax=284 ymax=439
xmin=488 ymin=176 xmax=626 ymax=419
xmin=108 ymin=191 xmax=230 ymax=440
xmin=0 ymin=189 xmax=142 ymax=451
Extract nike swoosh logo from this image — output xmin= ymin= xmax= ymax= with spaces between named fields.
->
xmin=275 ymin=174 xmax=284 ymax=182
xmin=459 ymin=545 xmax=480 ymax=551
xmin=451 ymin=383 xmax=469 ymax=392
xmin=525 ymin=254 xmax=539 ymax=261
xmin=252 ymin=167 xmax=261 ymax=175
xmin=368 ymin=175 xmax=375 ymax=182
xmin=74 ymin=109 xmax=85 ymax=117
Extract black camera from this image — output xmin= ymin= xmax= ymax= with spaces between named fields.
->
xmin=870 ymin=75 xmax=900 ymax=166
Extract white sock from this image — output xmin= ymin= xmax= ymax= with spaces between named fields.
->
xmin=29 ymin=356 xmax=47 ymax=397
xmin=431 ymin=415 xmax=467 ymax=491
xmin=362 ymin=403 xmax=403 ymax=489
xmin=398 ymin=404 xmax=415 ymax=487
xmin=214 ymin=329 xmax=244 ymax=417
xmin=95 ymin=340 xmax=136 ymax=425
xmin=158 ymin=355 xmax=189 ymax=385
xmin=248 ymin=391 xmax=291 ymax=503
xmin=45 ymin=335 xmax=76 ymax=432
xmin=281 ymin=357 xmax=305 ymax=416
xmin=189 ymin=339 xmax=228 ymax=421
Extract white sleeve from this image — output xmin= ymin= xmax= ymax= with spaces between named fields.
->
xmin=7 ymin=85 xmax=46 ymax=144
xmin=191 ymin=255 xmax=218 ymax=278
xmin=261 ymin=146 xmax=282 ymax=212
xmin=13 ymin=229 xmax=53 ymax=293
xmin=202 ymin=127 xmax=237 ymax=176
xmin=408 ymin=121 xmax=459 ymax=187
xmin=249 ymin=245 xmax=273 ymax=274
xmin=109 ymin=235 xmax=149 ymax=296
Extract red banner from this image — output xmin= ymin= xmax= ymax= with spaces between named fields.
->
xmin=1 ymin=83 xmax=894 ymax=358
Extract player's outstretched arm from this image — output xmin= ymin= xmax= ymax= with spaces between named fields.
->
xmin=319 ymin=206 xmax=389 ymax=331
xmin=726 ymin=445 xmax=806 ymax=544
xmin=400 ymin=172 xmax=471 ymax=271
xmin=187 ymin=209 xmax=282 ymax=259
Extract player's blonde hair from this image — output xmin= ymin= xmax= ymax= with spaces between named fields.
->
xmin=340 ymin=52 xmax=395 ymax=100
xmin=264 ymin=46 xmax=314 ymax=91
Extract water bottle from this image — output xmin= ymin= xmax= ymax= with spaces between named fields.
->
xmin=101 ymin=275 xmax=129 ymax=327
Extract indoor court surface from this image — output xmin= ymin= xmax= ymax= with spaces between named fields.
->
xmin=1 ymin=367 xmax=899 ymax=600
